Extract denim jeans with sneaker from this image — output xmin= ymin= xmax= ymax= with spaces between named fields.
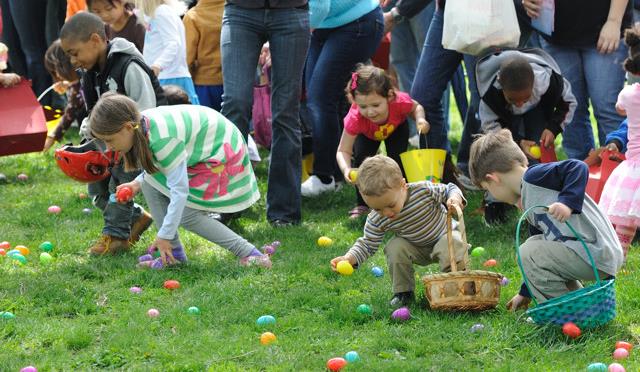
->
xmin=221 ymin=4 xmax=310 ymax=224
xmin=88 ymin=160 xmax=144 ymax=240
xmin=140 ymin=180 xmax=256 ymax=258
xmin=305 ymin=7 xmax=384 ymax=179
xmin=410 ymin=6 xmax=480 ymax=172
xmin=539 ymin=38 xmax=627 ymax=160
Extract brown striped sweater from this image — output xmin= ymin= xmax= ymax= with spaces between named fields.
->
xmin=347 ymin=181 xmax=465 ymax=265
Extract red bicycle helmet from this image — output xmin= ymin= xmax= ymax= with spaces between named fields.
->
xmin=54 ymin=140 xmax=118 ymax=183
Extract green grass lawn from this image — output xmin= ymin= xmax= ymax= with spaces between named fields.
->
xmin=1 ymin=121 xmax=639 ymax=371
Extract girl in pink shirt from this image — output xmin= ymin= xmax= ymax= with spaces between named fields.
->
xmin=337 ymin=64 xmax=429 ymax=219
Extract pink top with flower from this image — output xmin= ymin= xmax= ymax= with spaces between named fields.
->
xmin=343 ymin=91 xmax=414 ymax=141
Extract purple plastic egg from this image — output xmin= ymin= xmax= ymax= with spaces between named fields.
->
xmin=20 ymin=367 xmax=37 ymax=372
xmin=138 ymin=254 xmax=153 ymax=263
xmin=264 ymin=245 xmax=276 ymax=255
xmin=500 ymin=277 xmax=509 ymax=286
xmin=391 ymin=307 xmax=410 ymax=321
xmin=129 ymin=286 xmax=142 ymax=294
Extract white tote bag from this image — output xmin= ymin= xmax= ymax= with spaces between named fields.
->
xmin=442 ymin=0 xmax=520 ymax=56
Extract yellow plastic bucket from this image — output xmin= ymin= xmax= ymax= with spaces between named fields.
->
xmin=400 ymin=148 xmax=447 ymax=183
xmin=302 ymin=153 xmax=314 ymax=182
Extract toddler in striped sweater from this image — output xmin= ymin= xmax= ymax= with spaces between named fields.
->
xmin=330 ymin=155 xmax=469 ymax=308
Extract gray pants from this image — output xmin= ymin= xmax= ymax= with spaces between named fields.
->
xmin=519 ymin=235 xmax=608 ymax=302
xmin=89 ymin=160 xmax=144 ymax=239
xmin=384 ymin=232 xmax=470 ymax=294
xmin=141 ymin=181 xmax=255 ymax=258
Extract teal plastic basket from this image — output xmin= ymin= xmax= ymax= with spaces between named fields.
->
xmin=516 ymin=206 xmax=616 ymax=329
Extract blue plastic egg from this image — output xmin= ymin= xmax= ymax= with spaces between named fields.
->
xmin=371 ymin=266 xmax=384 ymax=277
xmin=586 ymin=362 xmax=607 ymax=372
xmin=345 ymin=351 xmax=360 ymax=362
xmin=256 ymin=315 xmax=276 ymax=326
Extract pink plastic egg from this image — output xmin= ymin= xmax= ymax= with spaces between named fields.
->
xmin=20 ymin=367 xmax=37 ymax=372
xmin=129 ymin=286 xmax=142 ymax=294
xmin=147 ymin=308 xmax=159 ymax=318
xmin=48 ymin=205 xmax=61 ymax=214
xmin=608 ymin=363 xmax=626 ymax=372
xmin=613 ymin=348 xmax=629 ymax=360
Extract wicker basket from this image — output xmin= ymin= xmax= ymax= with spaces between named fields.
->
xmin=422 ymin=205 xmax=502 ymax=311
xmin=516 ymin=206 xmax=616 ymax=329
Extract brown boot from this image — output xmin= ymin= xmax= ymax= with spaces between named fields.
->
xmin=89 ymin=235 xmax=130 ymax=255
xmin=130 ymin=211 xmax=153 ymax=244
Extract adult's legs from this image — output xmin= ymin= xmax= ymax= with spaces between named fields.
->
xmin=0 ymin=0 xmax=26 ymax=75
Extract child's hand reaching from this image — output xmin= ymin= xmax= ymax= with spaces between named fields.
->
xmin=539 ymin=129 xmax=555 ymax=148
xmin=547 ymin=202 xmax=572 ymax=223
xmin=154 ymin=237 xmax=176 ymax=265
xmin=330 ymin=254 xmax=356 ymax=272
xmin=446 ymin=194 xmax=464 ymax=211
xmin=506 ymin=294 xmax=531 ymax=312
xmin=416 ymin=119 xmax=430 ymax=135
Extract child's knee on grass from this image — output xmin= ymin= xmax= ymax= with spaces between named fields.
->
xmin=433 ymin=230 xmax=469 ymax=272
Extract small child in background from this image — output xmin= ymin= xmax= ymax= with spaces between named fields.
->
xmin=43 ymin=40 xmax=88 ymax=151
xmin=330 ymin=155 xmax=467 ymax=308
xmin=0 ymin=43 xmax=21 ymax=88
xmin=89 ymin=93 xmax=269 ymax=269
xmin=335 ymin=64 xmax=429 ymax=219
xmin=87 ymin=0 xmax=146 ymax=53
xmin=163 ymin=84 xmax=191 ymax=105
xmin=183 ymin=0 xmax=224 ymax=110
xmin=135 ymin=0 xmax=199 ymax=104
xmin=468 ymin=129 xmax=622 ymax=309
xmin=599 ymin=26 xmax=640 ymax=259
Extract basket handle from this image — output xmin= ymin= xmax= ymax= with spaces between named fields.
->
xmin=515 ymin=205 xmax=600 ymax=306
xmin=446 ymin=204 xmax=468 ymax=273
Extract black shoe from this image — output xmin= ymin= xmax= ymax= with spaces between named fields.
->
xmin=484 ymin=202 xmax=512 ymax=226
xmin=389 ymin=291 xmax=415 ymax=308
xmin=269 ymin=219 xmax=299 ymax=228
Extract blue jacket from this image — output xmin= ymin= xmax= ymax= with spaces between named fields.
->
xmin=605 ymin=119 xmax=628 ymax=153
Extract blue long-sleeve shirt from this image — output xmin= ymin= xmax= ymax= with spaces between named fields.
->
xmin=309 ymin=0 xmax=379 ymax=29
xmin=605 ymin=119 xmax=628 ymax=153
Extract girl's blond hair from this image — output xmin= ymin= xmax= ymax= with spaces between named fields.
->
xmin=90 ymin=92 xmax=159 ymax=174
xmin=134 ymin=0 xmax=186 ymax=18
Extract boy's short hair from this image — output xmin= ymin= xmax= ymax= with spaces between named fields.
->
xmin=60 ymin=12 xmax=107 ymax=43
xmin=163 ymin=85 xmax=191 ymax=105
xmin=468 ymin=129 xmax=528 ymax=187
xmin=498 ymin=56 xmax=534 ymax=92
xmin=356 ymin=155 xmax=404 ymax=197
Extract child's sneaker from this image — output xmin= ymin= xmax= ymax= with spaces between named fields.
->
xmin=239 ymin=254 xmax=272 ymax=269
xmin=137 ymin=245 xmax=187 ymax=269
xmin=389 ymin=291 xmax=415 ymax=308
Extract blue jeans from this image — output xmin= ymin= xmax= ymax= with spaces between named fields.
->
xmin=540 ymin=38 xmax=627 ymax=159
xmin=88 ymin=161 xmax=144 ymax=239
xmin=410 ymin=6 xmax=480 ymax=171
xmin=221 ymin=4 xmax=310 ymax=223
xmin=195 ymin=85 xmax=224 ymax=111
xmin=306 ymin=7 xmax=384 ymax=178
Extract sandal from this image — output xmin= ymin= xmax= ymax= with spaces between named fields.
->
xmin=348 ymin=205 xmax=370 ymax=220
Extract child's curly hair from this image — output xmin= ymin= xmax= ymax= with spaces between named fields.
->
xmin=44 ymin=39 xmax=78 ymax=82
xmin=345 ymin=64 xmax=394 ymax=102
xmin=624 ymin=25 xmax=640 ymax=75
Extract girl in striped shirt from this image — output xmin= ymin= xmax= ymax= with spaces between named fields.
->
xmin=88 ymin=92 xmax=270 ymax=269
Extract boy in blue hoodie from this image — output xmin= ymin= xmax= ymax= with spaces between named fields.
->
xmin=60 ymin=12 xmax=167 ymax=255
xmin=468 ymin=129 xmax=623 ymax=310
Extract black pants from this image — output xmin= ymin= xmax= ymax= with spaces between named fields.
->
xmin=353 ymin=122 xmax=409 ymax=206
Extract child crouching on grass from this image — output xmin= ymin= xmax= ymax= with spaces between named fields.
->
xmin=88 ymin=92 xmax=271 ymax=269
xmin=468 ymin=129 xmax=623 ymax=310
xmin=330 ymin=155 xmax=468 ymax=308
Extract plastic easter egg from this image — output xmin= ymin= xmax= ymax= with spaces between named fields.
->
xmin=500 ymin=277 xmax=509 ymax=286
xmin=587 ymin=363 xmax=607 ymax=372
xmin=326 ymin=357 xmax=347 ymax=372
xmin=0 ymin=311 xmax=16 ymax=319
xmin=147 ymin=308 xmax=160 ymax=318
xmin=349 ymin=170 xmax=358 ymax=182
xmin=20 ymin=366 xmax=37 ymax=372
xmin=608 ymin=363 xmax=626 ymax=372
xmin=344 ymin=351 xmax=360 ymax=362
xmin=371 ymin=266 xmax=384 ymax=277
xmin=48 ymin=205 xmax=61 ymax=214
xmin=256 ymin=315 xmax=276 ymax=326
xmin=336 ymin=261 xmax=354 ymax=276
xmin=163 ymin=280 xmax=180 ymax=290
xmin=317 ymin=236 xmax=333 ymax=247
xmin=187 ymin=306 xmax=200 ymax=315
xmin=11 ymin=253 xmax=27 ymax=264
xmin=82 ymin=208 xmax=92 ymax=214
xmin=7 ymin=249 xmax=20 ymax=258
xmin=39 ymin=241 xmax=53 ymax=252
xmin=483 ymin=259 xmax=497 ymax=267
xmin=615 ymin=341 xmax=633 ymax=352
xmin=138 ymin=254 xmax=153 ymax=263
xmin=613 ymin=348 xmax=629 ymax=360
xmin=0 ymin=249 xmax=5 ymax=257
xmin=263 ymin=245 xmax=276 ymax=255
xmin=16 ymin=245 xmax=30 ymax=256
xmin=271 ymin=241 xmax=281 ymax=248
xmin=470 ymin=323 xmax=485 ymax=333
xmin=530 ymin=145 xmax=542 ymax=159
xmin=129 ymin=286 xmax=142 ymax=294
xmin=260 ymin=332 xmax=276 ymax=345
xmin=562 ymin=322 xmax=581 ymax=339
xmin=0 ymin=241 xmax=9 ymax=249
xmin=39 ymin=252 xmax=53 ymax=265
xmin=16 ymin=173 xmax=28 ymax=182
xmin=109 ymin=194 xmax=117 ymax=203
xmin=391 ymin=307 xmax=411 ymax=321
xmin=471 ymin=247 xmax=485 ymax=257
xmin=116 ymin=186 xmax=133 ymax=203
xmin=78 ymin=192 xmax=88 ymax=199
xmin=357 ymin=304 xmax=372 ymax=315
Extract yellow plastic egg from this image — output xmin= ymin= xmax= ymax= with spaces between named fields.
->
xmin=15 ymin=245 xmax=30 ymax=256
xmin=349 ymin=170 xmax=358 ymax=182
xmin=530 ymin=145 xmax=541 ymax=159
xmin=336 ymin=260 xmax=354 ymax=276
xmin=260 ymin=332 xmax=277 ymax=345
xmin=317 ymin=236 xmax=333 ymax=247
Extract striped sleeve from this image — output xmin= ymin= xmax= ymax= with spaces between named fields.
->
xmin=346 ymin=216 xmax=386 ymax=265
xmin=150 ymin=137 xmax=188 ymax=172
xmin=418 ymin=181 xmax=465 ymax=206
